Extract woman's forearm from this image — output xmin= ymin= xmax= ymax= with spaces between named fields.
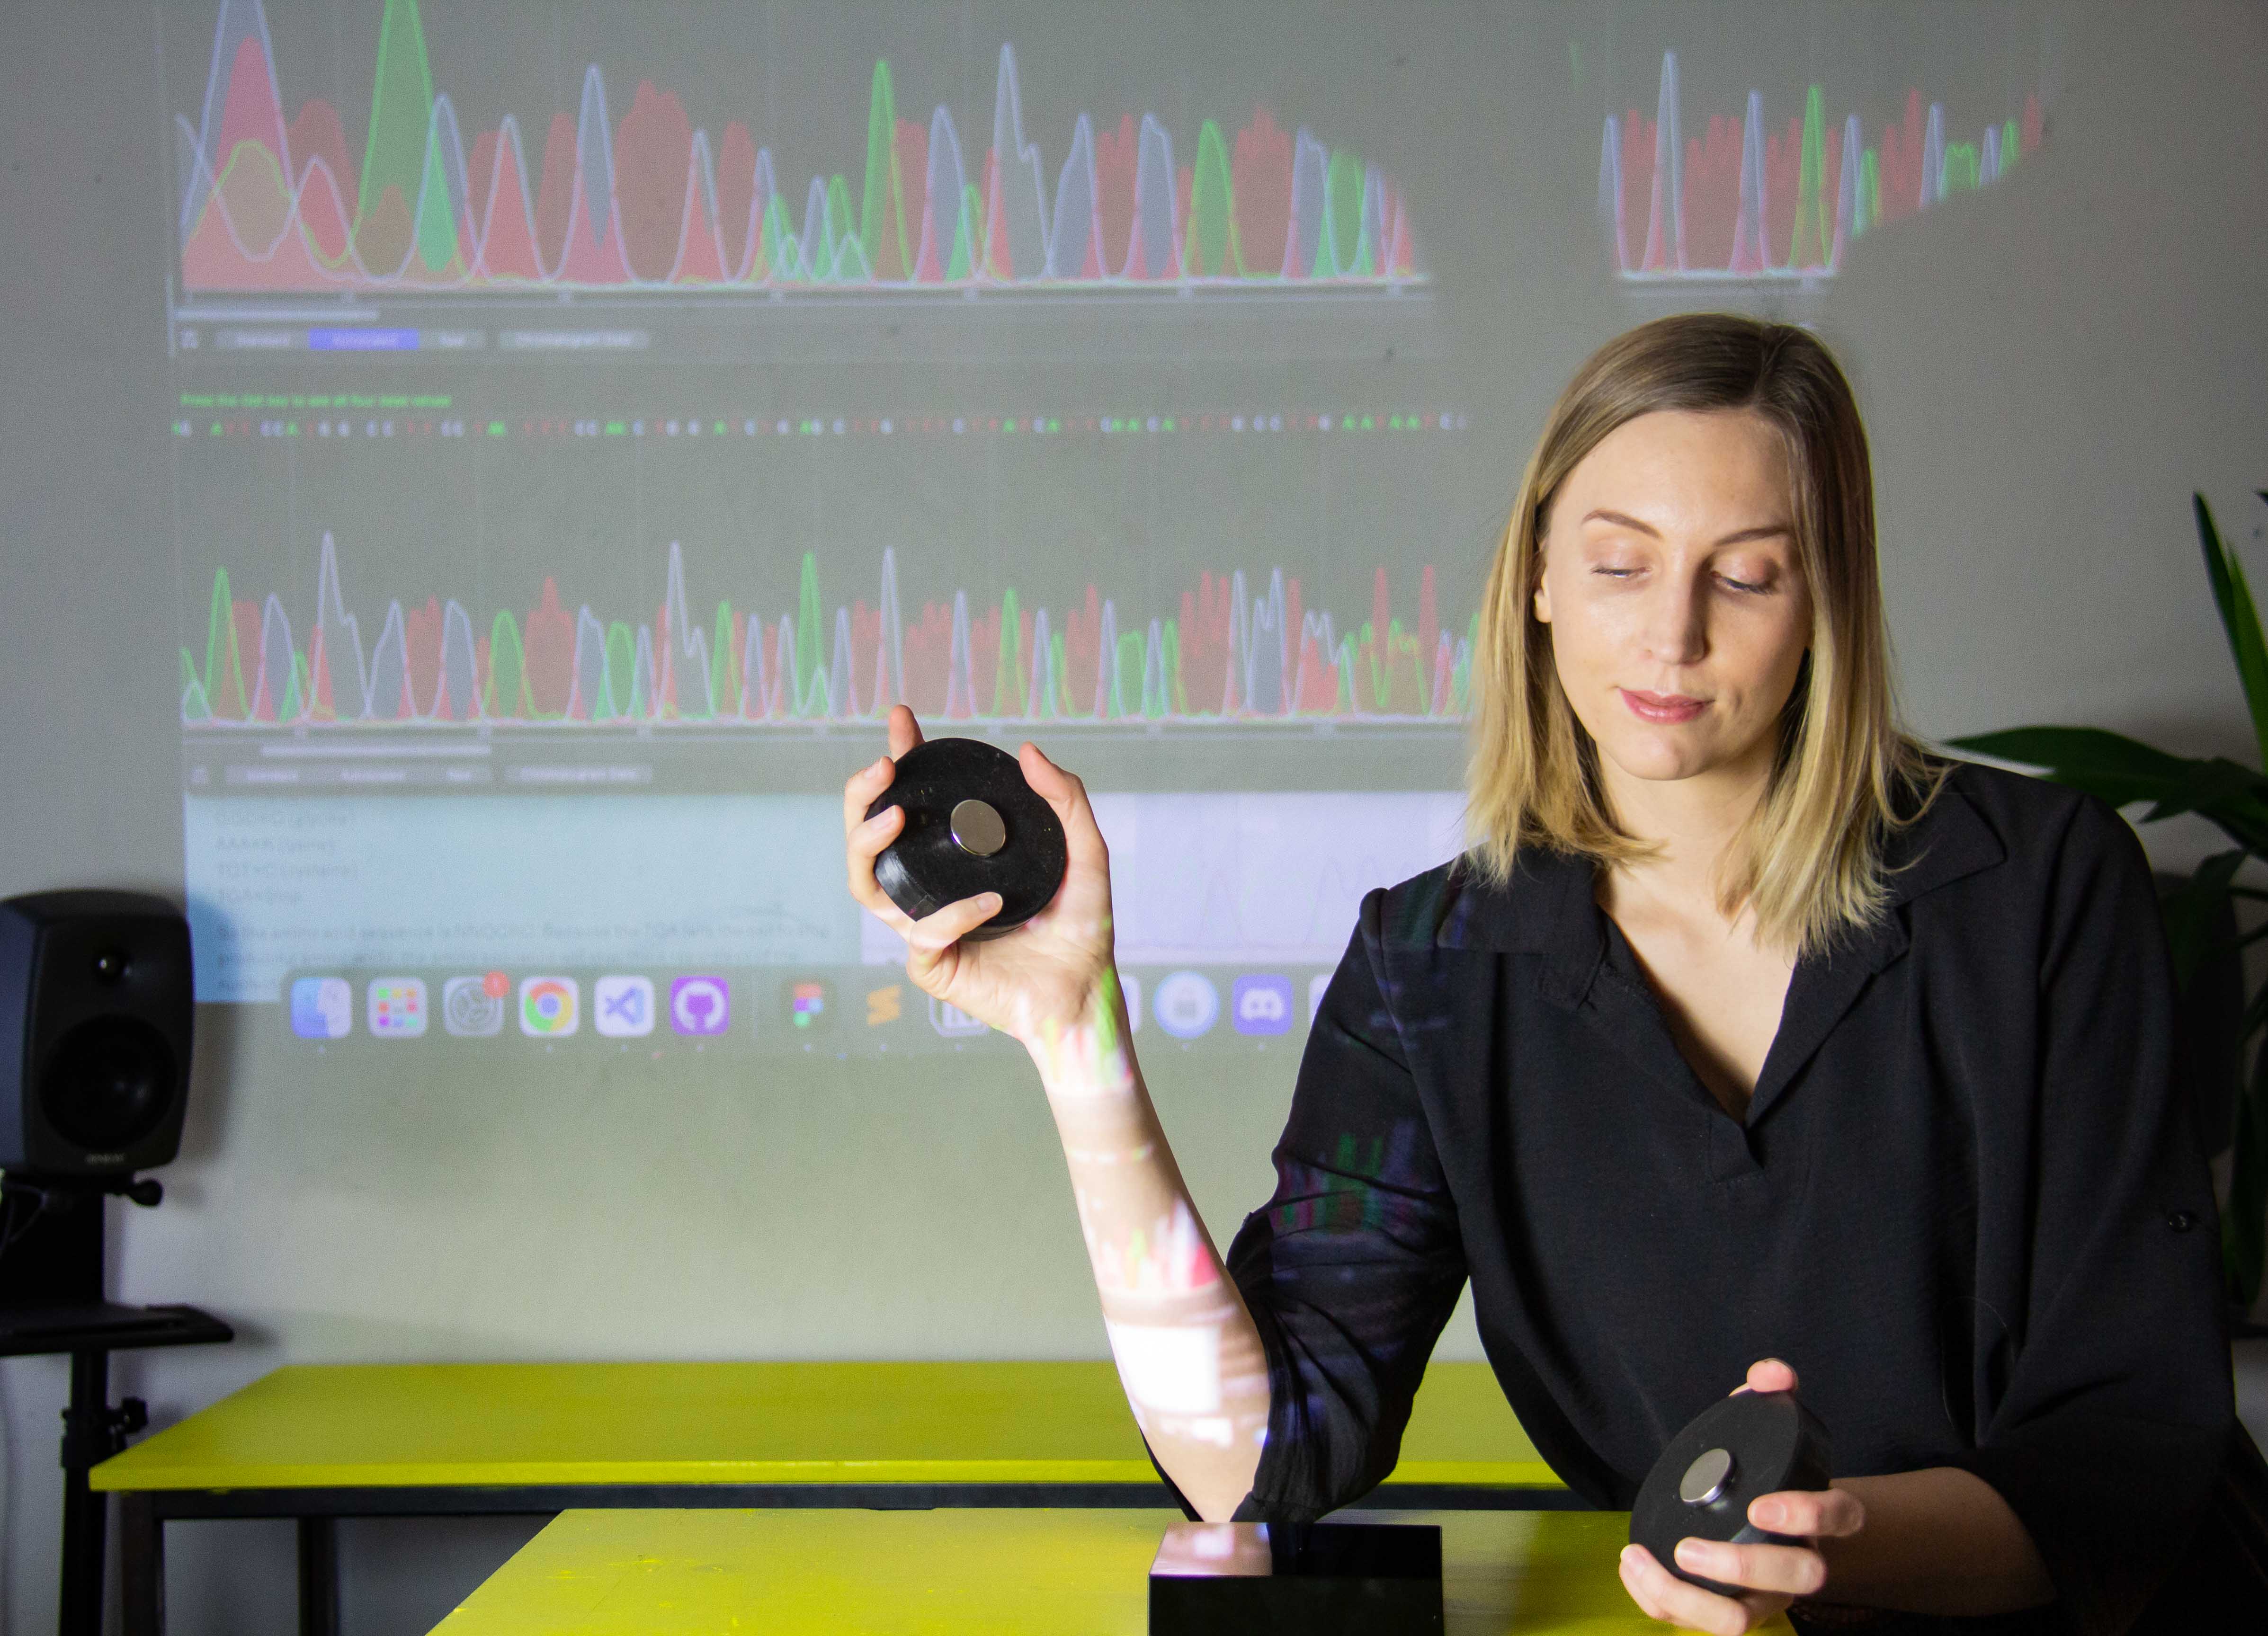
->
xmin=1026 ymin=970 xmax=1268 ymax=1520
xmin=1815 ymin=1467 xmax=2053 ymax=1616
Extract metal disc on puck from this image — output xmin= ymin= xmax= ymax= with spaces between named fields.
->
xmin=1628 ymin=1389 xmax=1831 ymax=1596
xmin=865 ymin=737 xmax=1068 ymax=939
xmin=1678 ymin=1447 xmax=1734 ymax=1505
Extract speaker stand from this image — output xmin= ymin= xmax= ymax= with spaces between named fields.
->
xmin=0 ymin=1178 xmax=231 ymax=1636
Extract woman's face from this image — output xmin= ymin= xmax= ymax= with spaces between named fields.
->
xmin=1532 ymin=408 xmax=1813 ymax=790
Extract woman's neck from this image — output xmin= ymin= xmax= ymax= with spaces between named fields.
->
xmin=1595 ymin=742 xmax=1775 ymax=918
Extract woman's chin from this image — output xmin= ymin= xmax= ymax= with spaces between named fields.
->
xmin=1596 ymin=735 xmax=1726 ymax=786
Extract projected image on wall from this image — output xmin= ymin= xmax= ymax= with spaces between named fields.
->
xmin=1558 ymin=2 xmax=2056 ymax=322
xmin=175 ymin=0 xmax=1420 ymax=300
xmin=163 ymin=0 xmax=1475 ymax=1052
xmin=161 ymin=0 xmax=2054 ymax=1058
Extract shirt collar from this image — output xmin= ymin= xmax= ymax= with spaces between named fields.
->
xmin=1439 ymin=764 xmax=2009 ymax=990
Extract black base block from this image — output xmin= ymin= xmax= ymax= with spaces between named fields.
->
xmin=1149 ymin=1521 xmax=1443 ymax=1635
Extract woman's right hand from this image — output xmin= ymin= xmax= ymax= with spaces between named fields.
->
xmin=843 ymin=705 xmax=1118 ymax=1047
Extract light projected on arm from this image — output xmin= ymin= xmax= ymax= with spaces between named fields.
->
xmin=1034 ymin=971 xmax=1141 ymax=1100
xmin=1089 ymin=1200 xmax=1219 ymax=1295
xmin=1036 ymin=978 xmax=1271 ymax=1470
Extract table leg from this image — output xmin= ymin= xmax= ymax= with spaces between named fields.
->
xmin=297 ymin=1516 xmax=339 ymax=1636
xmin=118 ymin=1495 xmax=162 ymax=1636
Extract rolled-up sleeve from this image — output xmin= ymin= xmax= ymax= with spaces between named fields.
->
xmin=1224 ymin=889 xmax=1470 ymax=1521
xmin=1945 ymin=796 xmax=2235 ymax=1634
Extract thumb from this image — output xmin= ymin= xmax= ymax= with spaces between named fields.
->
xmin=1018 ymin=740 xmax=1075 ymax=803
xmin=1740 ymin=1357 xmax=1799 ymax=1396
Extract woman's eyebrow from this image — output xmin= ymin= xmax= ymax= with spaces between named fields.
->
xmin=1580 ymin=509 xmax=1794 ymax=547
xmin=1580 ymin=508 xmax=1660 ymax=535
xmin=1711 ymin=523 xmax=1795 ymax=546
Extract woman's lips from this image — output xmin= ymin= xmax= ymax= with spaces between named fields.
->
xmin=1620 ymin=688 xmax=1707 ymax=723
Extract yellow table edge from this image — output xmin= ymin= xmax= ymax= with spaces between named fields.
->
xmin=88 ymin=1360 xmax=1562 ymax=1494
xmin=433 ymin=1508 xmax=1786 ymax=1636
xmin=94 ymin=1456 xmax=1560 ymax=1493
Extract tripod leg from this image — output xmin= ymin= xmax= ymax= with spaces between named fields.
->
xmin=57 ymin=1350 xmax=108 ymax=1636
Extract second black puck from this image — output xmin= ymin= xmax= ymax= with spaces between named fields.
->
xmin=1628 ymin=1389 xmax=1832 ymax=1596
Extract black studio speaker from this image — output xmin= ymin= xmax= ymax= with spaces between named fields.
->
xmin=0 ymin=892 xmax=193 ymax=1177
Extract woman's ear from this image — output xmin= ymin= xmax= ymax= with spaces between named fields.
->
xmin=1531 ymin=558 xmax=1552 ymax=623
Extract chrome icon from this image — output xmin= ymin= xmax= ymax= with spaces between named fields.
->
xmin=518 ymin=976 xmax=580 ymax=1037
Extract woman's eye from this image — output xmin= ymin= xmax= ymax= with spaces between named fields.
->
xmin=1718 ymin=575 xmax=1769 ymax=594
xmin=1591 ymin=566 xmax=1639 ymax=578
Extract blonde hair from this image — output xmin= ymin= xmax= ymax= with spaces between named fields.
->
xmin=1467 ymin=313 xmax=1948 ymax=960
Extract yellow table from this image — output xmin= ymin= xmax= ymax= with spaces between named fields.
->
xmin=432 ymin=1507 xmax=1772 ymax=1635
xmin=96 ymin=1361 xmax=1561 ymax=1636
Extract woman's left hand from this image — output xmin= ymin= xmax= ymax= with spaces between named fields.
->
xmin=1616 ymin=1359 xmax=1868 ymax=1635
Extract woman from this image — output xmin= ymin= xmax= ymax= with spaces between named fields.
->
xmin=843 ymin=314 xmax=2253 ymax=1634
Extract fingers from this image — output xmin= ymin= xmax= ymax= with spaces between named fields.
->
xmin=1672 ymin=1536 xmax=1827 ymax=1599
xmin=843 ymin=801 xmax=912 ymax=925
xmin=842 ymin=710 xmax=924 ymax=839
xmin=1018 ymin=741 xmax=1107 ymax=870
xmin=1617 ymin=1544 xmax=1779 ymax=1636
xmin=1737 ymin=1357 xmax=1798 ymax=1396
xmin=1750 ymin=1485 xmax=1865 ymax=1540
xmin=887 ymin=703 xmax=924 ymax=759
xmin=1018 ymin=740 xmax=1085 ymax=820
xmin=841 ymin=750 xmax=907 ymax=918
xmin=904 ymin=892 xmax=1002 ymax=957
xmin=843 ymin=748 xmax=897 ymax=836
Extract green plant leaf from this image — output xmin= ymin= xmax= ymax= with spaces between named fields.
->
xmin=2195 ymin=494 xmax=2268 ymax=773
xmin=1943 ymin=729 xmax=2268 ymax=855
xmin=2164 ymin=848 xmax=2247 ymax=992
xmin=2237 ymin=976 xmax=2268 ymax=1049
xmin=2145 ymin=758 xmax=2268 ymax=855
xmin=1944 ymin=726 xmax=2196 ymax=803
xmin=2227 ymin=1035 xmax=2268 ymax=1309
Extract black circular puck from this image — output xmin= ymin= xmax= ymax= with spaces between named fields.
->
xmin=865 ymin=738 xmax=1068 ymax=939
xmin=1629 ymin=1389 xmax=1832 ymax=1596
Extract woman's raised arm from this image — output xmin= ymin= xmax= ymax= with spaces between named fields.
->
xmin=843 ymin=705 xmax=1268 ymax=1518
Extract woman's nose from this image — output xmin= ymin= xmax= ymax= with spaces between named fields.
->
xmin=1639 ymin=573 xmax=1709 ymax=665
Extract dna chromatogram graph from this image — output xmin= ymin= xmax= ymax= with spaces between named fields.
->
xmin=178 ymin=0 xmax=1422 ymax=297
xmin=1598 ymin=50 xmax=2043 ymax=285
xmin=180 ymin=533 xmax=1478 ymax=731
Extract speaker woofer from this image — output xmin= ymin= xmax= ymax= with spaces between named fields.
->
xmin=38 ymin=1018 xmax=177 ymax=1154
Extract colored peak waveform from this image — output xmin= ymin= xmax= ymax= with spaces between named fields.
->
xmin=1597 ymin=50 xmax=2043 ymax=282
xmin=177 ymin=0 xmax=1422 ymax=295
xmin=179 ymin=534 xmax=1476 ymax=729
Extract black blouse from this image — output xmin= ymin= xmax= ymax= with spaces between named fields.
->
xmin=1223 ymin=759 xmax=2242 ymax=1633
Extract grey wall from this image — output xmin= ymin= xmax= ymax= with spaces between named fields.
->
xmin=2 ymin=2 xmax=2266 ymax=1630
